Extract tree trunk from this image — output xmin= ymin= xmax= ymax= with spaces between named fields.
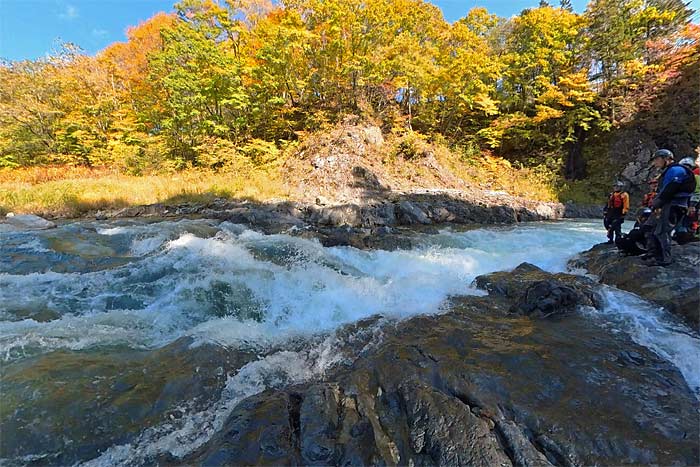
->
xmin=565 ymin=126 xmax=587 ymax=180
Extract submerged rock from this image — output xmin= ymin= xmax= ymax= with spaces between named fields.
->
xmin=1 ymin=213 xmax=56 ymax=231
xmin=571 ymin=242 xmax=700 ymax=327
xmin=0 ymin=338 xmax=257 ymax=466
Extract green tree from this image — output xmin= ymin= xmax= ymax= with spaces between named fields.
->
xmin=148 ymin=1 xmax=250 ymax=164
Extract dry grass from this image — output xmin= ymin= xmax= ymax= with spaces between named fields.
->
xmin=0 ymin=166 xmax=289 ymax=217
xmin=0 ymin=130 xmax=560 ymax=218
xmin=377 ymin=135 xmax=558 ymax=202
xmin=436 ymin=151 xmax=558 ymax=202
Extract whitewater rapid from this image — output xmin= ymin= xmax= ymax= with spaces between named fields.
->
xmin=1 ymin=218 xmax=698 ymax=465
xmin=1 ymin=219 xmax=604 ymax=360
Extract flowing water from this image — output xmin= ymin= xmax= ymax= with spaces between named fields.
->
xmin=1 ymin=218 xmax=698 ymax=464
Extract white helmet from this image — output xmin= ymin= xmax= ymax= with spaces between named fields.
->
xmin=679 ymin=157 xmax=696 ymax=168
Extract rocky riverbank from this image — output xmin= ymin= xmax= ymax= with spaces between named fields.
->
xmin=88 ymin=192 xmax=601 ymax=226
xmin=1 ymin=188 xmax=603 ymax=250
xmin=571 ymin=243 xmax=700 ymax=327
xmin=2 ymin=264 xmax=697 ymax=466
xmin=3 ymin=191 xmax=599 ymax=242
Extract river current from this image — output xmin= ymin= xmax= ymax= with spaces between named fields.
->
xmin=1 ymin=218 xmax=698 ymax=464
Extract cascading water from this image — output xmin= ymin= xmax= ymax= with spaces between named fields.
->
xmin=1 ymin=218 xmax=698 ymax=465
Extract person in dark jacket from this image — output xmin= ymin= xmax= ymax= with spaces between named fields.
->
xmin=672 ymin=157 xmax=700 ymax=244
xmin=616 ymin=208 xmax=653 ymax=255
xmin=643 ymin=149 xmax=697 ymax=266
xmin=603 ymin=181 xmax=629 ymax=243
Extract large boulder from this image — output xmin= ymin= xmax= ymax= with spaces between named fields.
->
xmin=396 ymin=200 xmax=431 ymax=225
xmin=571 ymin=243 xmax=700 ymax=327
xmin=474 ymin=263 xmax=602 ymax=318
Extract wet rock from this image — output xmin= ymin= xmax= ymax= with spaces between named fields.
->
xmin=186 ymin=292 xmax=699 ymax=467
xmin=571 ymin=242 xmax=700 ymax=326
xmin=2 ymin=306 xmax=61 ymax=323
xmin=1 ymin=213 xmax=56 ymax=231
xmin=511 ymin=280 xmax=589 ymax=317
xmin=195 ymin=391 xmax=301 ymax=466
xmin=475 ymin=263 xmax=602 ymax=317
xmin=293 ymin=226 xmax=412 ymax=250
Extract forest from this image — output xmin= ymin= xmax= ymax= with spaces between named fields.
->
xmin=0 ymin=0 xmax=698 ymax=198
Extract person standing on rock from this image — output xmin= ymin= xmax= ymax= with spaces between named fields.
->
xmin=672 ymin=157 xmax=700 ymax=244
xmin=642 ymin=149 xmax=697 ymax=266
xmin=604 ymin=181 xmax=629 ymax=244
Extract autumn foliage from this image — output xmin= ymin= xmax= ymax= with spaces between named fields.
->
xmin=0 ymin=0 xmax=696 ymax=181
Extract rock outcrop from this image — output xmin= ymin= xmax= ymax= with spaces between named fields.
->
xmin=77 ymin=191 xmax=593 ymax=235
xmin=182 ymin=269 xmax=698 ymax=466
xmin=475 ymin=263 xmax=602 ymax=318
xmin=571 ymin=242 xmax=700 ymax=327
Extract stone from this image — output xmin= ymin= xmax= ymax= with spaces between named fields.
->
xmin=571 ymin=242 xmax=700 ymax=326
xmin=474 ymin=262 xmax=602 ymax=317
xmin=396 ymin=201 xmax=431 ymax=225
xmin=429 ymin=206 xmax=456 ymax=223
xmin=311 ymin=205 xmax=363 ymax=227
xmin=1 ymin=214 xmax=56 ymax=231
xmin=363 ymin=203 xmax=397 ymax=226
xmin=363 ymin=126 xmax=385 ymax=146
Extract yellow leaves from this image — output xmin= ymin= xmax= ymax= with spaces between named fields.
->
xmin=473 ymin=93 xmax=499 ymax=116
xmin=533 ymin=105 xmax=564 ymax=123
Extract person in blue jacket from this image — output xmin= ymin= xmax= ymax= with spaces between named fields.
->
xmin=642 ymin=149 xmax=697 ymax=266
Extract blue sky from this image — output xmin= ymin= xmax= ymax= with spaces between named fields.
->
xmin=1 ymin=0 xmax=697 ymax=61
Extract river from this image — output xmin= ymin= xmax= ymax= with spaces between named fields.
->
xmin=1 ymin=218 xmax=698 ymax=465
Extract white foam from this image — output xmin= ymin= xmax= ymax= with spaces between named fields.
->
xmin=0 ymin=221 xmax=606 ymax=360
xmin=82 ymin=326 xmax=370 ymax=466
xmin=97 ymin=226 xmax=128 ymax=236
xmin=586 ymin=287 xmax=700 ymax=398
